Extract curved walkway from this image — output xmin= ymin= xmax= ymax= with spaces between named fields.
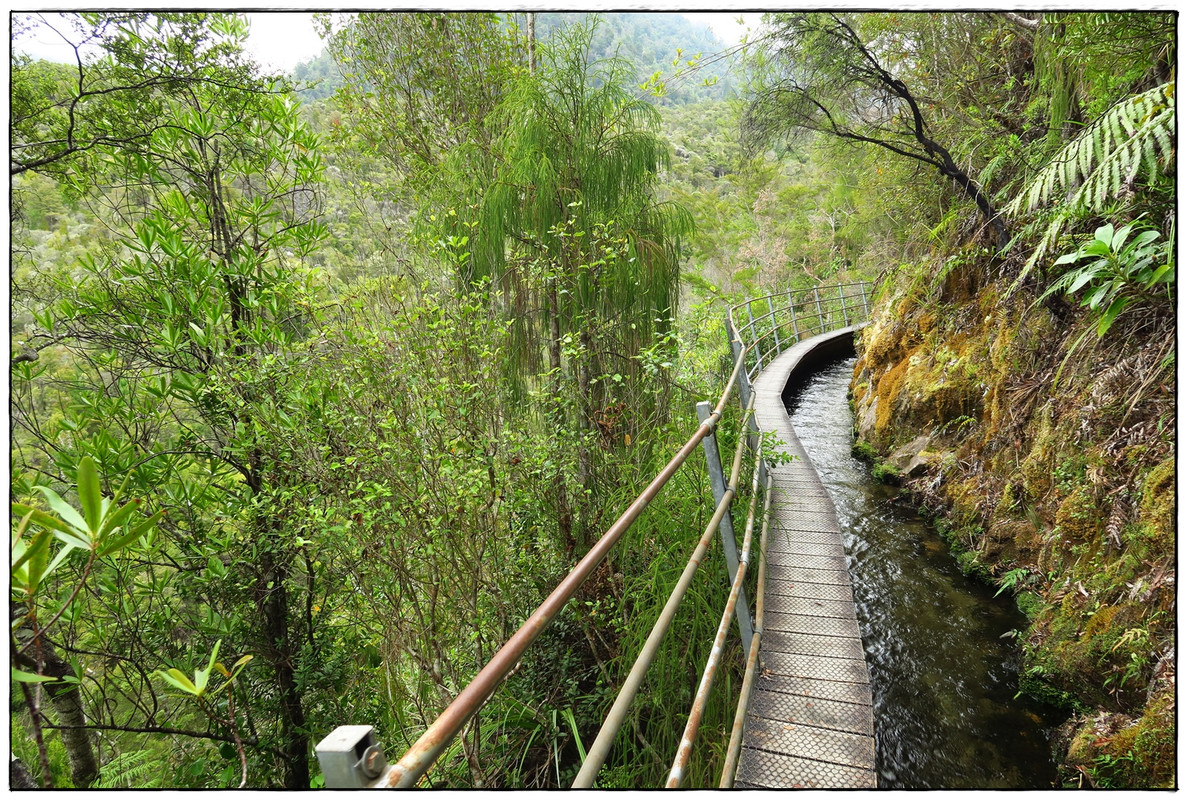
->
xmin=734 ymin=327 xmax=877 ymax=789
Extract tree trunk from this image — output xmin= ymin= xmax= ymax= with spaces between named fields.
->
xmin=547 ymin=279 xmax=575 ymax=553
xmin=11 ymin=757 xmax=39 ymax=789
xmin=527 ymin=13 xmax=537 ymax=75
xmin=12 ymin=624 xmax=99 ymax=788
xmin=258 ymin=538 xmax=310 ymax=788
xmin=575 ymin=325 xmax=594 ymax=549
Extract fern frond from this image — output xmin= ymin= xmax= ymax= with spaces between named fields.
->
xmin=1008 ymin=81 xmax=1175 ymax=218
xmin=96 ymin=750 xmax=163 ymax=789
xmin=1006 ymin=82 xmax=1174 ymax=294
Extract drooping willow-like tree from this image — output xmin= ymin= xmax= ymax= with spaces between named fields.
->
xmin=457 ymin=18 xmax=694 ymax=548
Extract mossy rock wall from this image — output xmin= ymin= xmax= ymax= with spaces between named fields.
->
xmin=850 ymin=256 xmax=1176 ymax=788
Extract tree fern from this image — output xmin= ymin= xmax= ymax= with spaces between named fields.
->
xmin=1007 ymin=81 xmax=1175 ymax=288
xmin=95 ymin=750 xmax=163 ymax=789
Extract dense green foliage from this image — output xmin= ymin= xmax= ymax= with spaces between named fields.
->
xmin=10 ymin=9 xmax=1175 ymax=790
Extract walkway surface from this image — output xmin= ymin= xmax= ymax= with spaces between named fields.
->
xmin=734 ymin=329 xmax=877 ymax=789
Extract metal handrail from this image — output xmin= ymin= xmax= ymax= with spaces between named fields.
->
xmin=738 ymin=285 xmax=870 ymax=329
xmin=719 ymin=472 xmax=773 ymax=787
xmin=731 ymin=286 xmax=870 ymax=343
xmin=317 ymin=280 xmax=873 ymax=789
xmin=729 ymin=282 xmax=873 ymax=383
xmin=666 ymin=446 xmax=767 ymax=787
xmin=572 ymin=396 xmax=757 ymax=787
xmin=377 ymin=330 xmax=758 ymax=789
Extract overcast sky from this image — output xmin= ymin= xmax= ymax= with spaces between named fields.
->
xmin=14 ymin=11 xmax=754 ymax=74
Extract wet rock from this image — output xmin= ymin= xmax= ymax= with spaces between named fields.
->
xmin=886 ymin=434 xmax=931 ymax=474
xmin=904 ymin=449 xmax=938 ymax=478
xmin=858 ymin=395 xmax=878 ymax=441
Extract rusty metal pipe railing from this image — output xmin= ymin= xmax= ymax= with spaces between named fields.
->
xmin=330 ymin=281 xmax=872 ymax=790
xmin=572 ymin=396 xmax=756 ymax=787
xmin=383 ymin=409 xmax=727 ymax=786
xmin=666 ymin=444 xmax=766 ymax=787
xmin=719 ymin=468 xmax=775 ymax=787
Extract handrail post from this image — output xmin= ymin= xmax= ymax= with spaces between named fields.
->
xmin=697 ymin=401 xmax=753 ymax=653
xmin=766 ymin=295 xmax=781 ymax=355
xmin=788 ymin=291 xmax=799 ymax=342
xmin=861 ymin=281 xmax=871 ymax=320
xmin=813 ymin=287 xmax=824 ymax=331
xmin=725 ymin=318 xmax=752 ymax=412
xmin=838 ymin=285 xmax=850 ymax=327
xmin=745 ymin=303 xmax=763 ymax=372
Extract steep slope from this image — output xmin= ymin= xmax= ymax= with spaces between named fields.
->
xmin=850 ymin=251 xmax=1175 ymax=787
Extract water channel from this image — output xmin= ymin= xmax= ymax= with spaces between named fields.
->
xmin=785 ymin=356 xmax=1065 ymax=789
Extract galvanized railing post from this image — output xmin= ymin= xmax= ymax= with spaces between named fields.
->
xmin=861 ymin=282 xmax=871 ymax=319
xmin=813 ymin=287 xmax=825 ymax=332
xmin=839 ymin=285 xmax=850 ymax=327
xmin=788 ymin=291 xmax=799 ymax=343
xmin=696 ymin=401 xmax=753 ymax=653
xmin=746 ymin=303 xmax=763 ymax=372
xmin=766 ymin=295 xmax=781 ymax=355
xmin=725 ymin=318 xmax=753 ymax=412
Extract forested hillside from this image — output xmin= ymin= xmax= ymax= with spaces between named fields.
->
xmin=10 ymin=11 xmax=1175 ymax=789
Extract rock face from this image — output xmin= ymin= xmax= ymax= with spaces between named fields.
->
xmin=856 ymin=395 xmax=878 ymax=442
xmin=886 ymin=433 xmax=931 ymax=477
xmin=850 ymin=267 xmax=1176 ymax=788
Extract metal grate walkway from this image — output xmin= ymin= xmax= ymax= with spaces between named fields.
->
xmin=734 ymin=330 xmax=877 ymax=789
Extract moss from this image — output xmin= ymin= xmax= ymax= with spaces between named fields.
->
xmin=925 ymin=380 xmax=983 ymax=428
xmin=850 ymin=440 xmax=878 ymax=461
xmin=863 ymin=319 xmax=907 ymax=368
xmin=988 ymin=324 xmax=1014 ymax=371
xmin=993 ymin=482 xmax=1022 ymax=519
xmin=1054 ymin=486 xmax=1102 ymax=544
xmin=943 ymin=476 xmax=984 ymax=528
xmin=1136 ymin=457 xmax=1174 ymax=551
xmin=1062 ymin=693 xmax=1176 ymax=788
xmin=851 ymin=380 xmax=869 ymax=407
xmin=871 ymin=461 xmax=901 ymax=484
xmin=1019 ymin=406 xmax=1056 ymax=498
xmin=1083 ymin=604 xmax=1121 ymax=638
xmin=956 ymin=549 xmax=990 ymax=580
xmin=1131 ymin=689 xmax=1177 ymax=787
xmin=981 ymin=518 xmax=1033 ymax=563
xmin=1019 ymin=670 xmax=1090 ymax=713
xmin=873 ymin=356 xmax=910 ymax=439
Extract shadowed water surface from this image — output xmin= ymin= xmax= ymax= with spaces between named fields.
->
xmin=785 ymin=357 xmax=1064 ymax=789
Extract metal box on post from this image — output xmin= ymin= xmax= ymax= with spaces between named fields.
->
xmin=315 ymin=725 xmax=390 ymax=788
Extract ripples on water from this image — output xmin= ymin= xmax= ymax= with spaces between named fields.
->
xmin=786 ymin=357 xmax=1064 ymax=789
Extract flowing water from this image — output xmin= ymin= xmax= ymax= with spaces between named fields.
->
xmin=785 ymin=357 xmax=1064 ymax=789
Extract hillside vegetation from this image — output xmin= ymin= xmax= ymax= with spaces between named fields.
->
xmin=10 ymin=10 xmax=1174 ymax=789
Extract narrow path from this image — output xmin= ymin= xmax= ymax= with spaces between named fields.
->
xmin=734 ymin=328 xmax=877 ymax=789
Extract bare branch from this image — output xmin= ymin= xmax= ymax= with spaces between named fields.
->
xmin=1001 ymin=12 xmax=1041 ymax=32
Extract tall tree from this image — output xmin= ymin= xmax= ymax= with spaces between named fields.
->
xmin=319 ymin=12 xmax=519 ymax=182
xmin=10 ymin=12 xmax=327 ymax=787
xmin=11 ymin=13 xmax=266 ymax=178
xmin=461 ymin=19 xmax=692 ymax=548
